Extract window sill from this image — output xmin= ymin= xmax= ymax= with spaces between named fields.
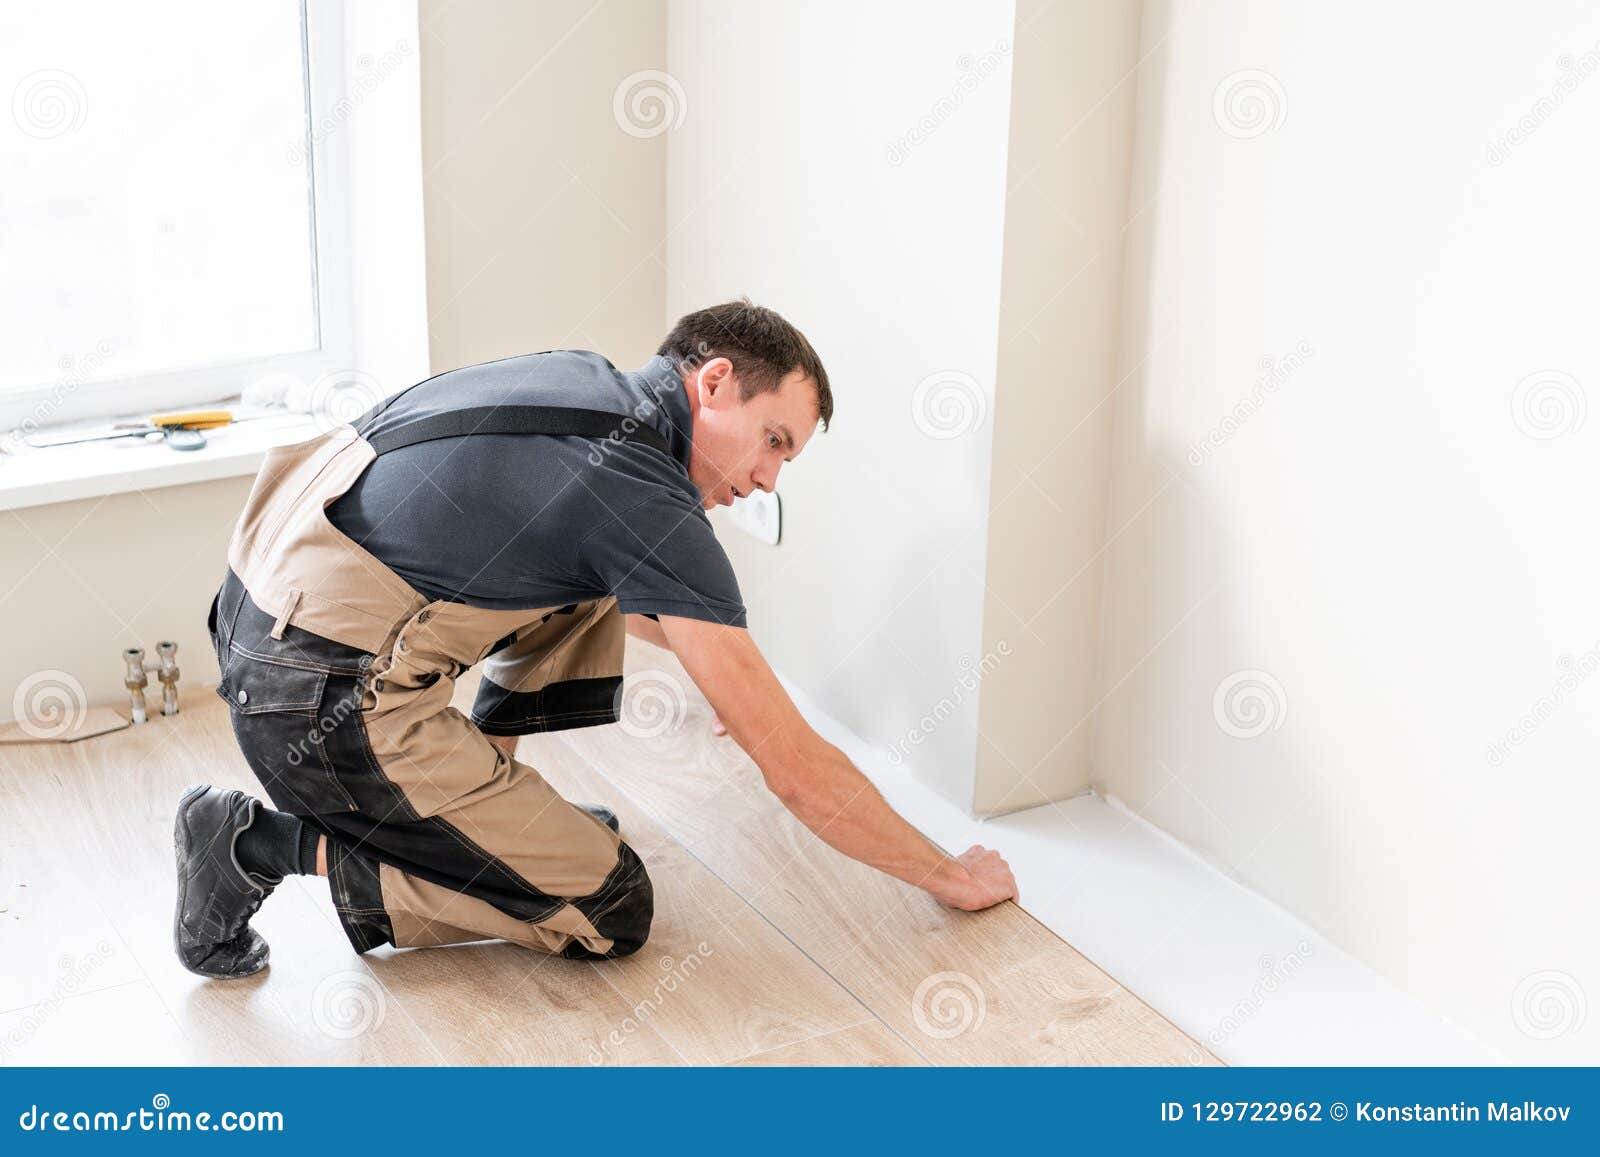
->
xmin=0 ymin=411 xmax=323 ymax=514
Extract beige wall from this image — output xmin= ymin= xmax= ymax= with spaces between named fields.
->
xmin=972 ymin=0 xmax=1142 ymax=814
xmin=419 ymin=0 xmax=668 ymax=371
xmin=1096 ymin=0 xmax=1600 ymax=1061
xmin=666 ymin=0 xmax=1016 ymax=808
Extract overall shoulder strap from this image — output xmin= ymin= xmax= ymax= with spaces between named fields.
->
xmin=360 ymin=405 xmax=670 ymax=458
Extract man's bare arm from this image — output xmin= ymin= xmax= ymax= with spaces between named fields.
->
xmin=625 ymin=613 xmax=670 ymax=650
xmin=628 ymin=614 xmax=727 ymax=734
xmin=657 ymin=613 xmax=1016 ymax=910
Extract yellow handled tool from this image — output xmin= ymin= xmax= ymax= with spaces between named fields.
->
xmin=26 ymin=409 xmax=238 ymax=450
xmin=141 ymin=410 xmax=235 ymax=431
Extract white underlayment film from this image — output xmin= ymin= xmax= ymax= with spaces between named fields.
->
xmin=780 ymin=675 xmax=1501 ymax=1066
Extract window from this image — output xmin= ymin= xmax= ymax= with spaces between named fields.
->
xmin=1 ymin=0 xmax=360 ymax=427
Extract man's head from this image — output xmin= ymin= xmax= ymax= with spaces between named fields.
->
xmin=658 ymin=299 xmax=831 ymax=509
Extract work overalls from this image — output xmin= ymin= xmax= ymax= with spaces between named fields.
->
xmin=205 ymin=405 xmax=663 ymax=959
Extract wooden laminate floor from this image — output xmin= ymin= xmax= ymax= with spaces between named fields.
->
xmin=0 ymin=643 xmax=1217 ymax=1066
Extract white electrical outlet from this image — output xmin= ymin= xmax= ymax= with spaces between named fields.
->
xmin=727 ymin=489 xmax=781 ymax=545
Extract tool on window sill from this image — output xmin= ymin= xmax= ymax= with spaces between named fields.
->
xmin=24 ymin=409 xmax=239 ymax=451
xmin=161 ymin=426 xmax=209 ymax=451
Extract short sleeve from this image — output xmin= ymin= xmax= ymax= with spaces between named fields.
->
xmin=580 ymin=487 xmax=747 ymax=627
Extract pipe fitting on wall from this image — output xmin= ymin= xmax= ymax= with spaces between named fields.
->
xmin=122 ymin=647 xmax=148 ymax=724
xmin=122 ymin=641 xmax=181 ymax=723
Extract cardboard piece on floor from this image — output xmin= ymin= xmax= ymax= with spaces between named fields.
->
xmin=0 ymin=707 xmax=131 ymax=745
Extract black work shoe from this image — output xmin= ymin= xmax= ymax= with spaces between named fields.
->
xmin=173 ymin=784 xmax=278 ymax=978
xmin=578 ymin=803 xmax=619 ymax=833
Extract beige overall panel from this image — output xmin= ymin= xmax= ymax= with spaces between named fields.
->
xmin=356 ymin=601 xmax=628 ymax=905
xmin=480 ymin=598 xmax=626 ymax=693
xmin=380 ymin=861 xmax=613 ymax=954
xmin=395 ymin=599 xmax=554 ymax=672
xmin=226 ymin=427 xmax=427 ymax=655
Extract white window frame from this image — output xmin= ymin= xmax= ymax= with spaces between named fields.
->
xmin=0 ymin=1 xmax=399 ymax=434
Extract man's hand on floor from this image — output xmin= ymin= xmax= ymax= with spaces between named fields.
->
xmin=936 ymin=845 xmax=1019 ymax=911
xmin=659 ymin=613 xmax=1027 ymax=916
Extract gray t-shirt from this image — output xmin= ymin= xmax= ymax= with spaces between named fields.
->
xmin=326 ymin=350 xmax=746 ymax=628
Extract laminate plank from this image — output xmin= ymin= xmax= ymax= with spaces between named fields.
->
xmin=0 ymin=981 xmax=194 ymax=1066
xmin=518 ymin=732 xmax=873 ymax=1066
xmin=6 ymin=662 xmax=1215 ymax=1065
xmin=550 ymin=644 xmax=1220 ymax=1067
xmin=20 ymin=691 xmax=441 ymax=1065
xmin=8 ymin=684 xmax=874 ymax=1066
xmin=729 ymin=1020 xmax=926 ymax=1067
xmin=361 ymin=935 xmax=684 ymax=1066
xmin=0 ymin=746 xmax=147 ymax=1009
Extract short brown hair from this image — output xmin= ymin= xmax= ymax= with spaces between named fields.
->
xmin=658 ymin=298 xmax=833 ymax=429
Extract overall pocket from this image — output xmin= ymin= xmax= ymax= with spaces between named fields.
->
xmin=218 ymin=652 xmax=358 ymax=815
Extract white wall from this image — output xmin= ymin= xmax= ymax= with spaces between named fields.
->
xmin=1098 ymin=0 xmax=1600 ymax=1061
xmin=665 ymin=0 xmax=1015 ymax=806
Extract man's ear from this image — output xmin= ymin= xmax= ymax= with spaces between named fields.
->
xmin=696 ymin=357 xmax=737 ymax=410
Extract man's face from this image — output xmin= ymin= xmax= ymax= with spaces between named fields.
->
xmin=685 ymin=358 xmax=820 ymax=509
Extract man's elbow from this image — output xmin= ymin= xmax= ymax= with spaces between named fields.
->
xmin=761 ymin=747 xmax=827 ymax=813
xmin=759 ymin=737 xmax=839 ymax=817
xmin=763 ymin=767 xmax=810 ymax=811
